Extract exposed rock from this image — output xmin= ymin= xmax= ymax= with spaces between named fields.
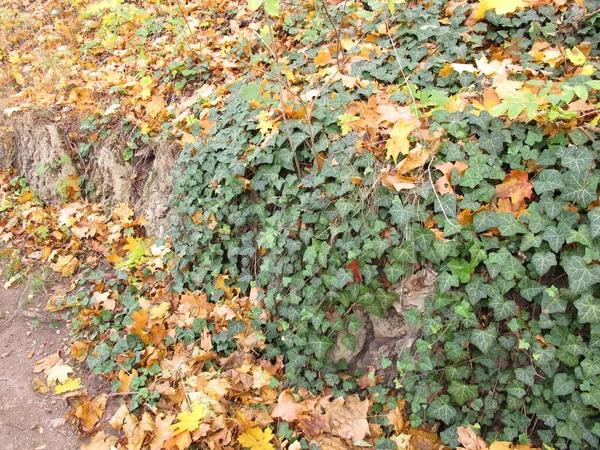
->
xmin=1 ymin=110 xmax=180 ymax=236
xmin=135 ymin=141 xmax=179 ymax=237
xmin=88 ymin=145 xmax=133 ymax=210
xmin=7 ymin=113 xmax=77 ymax=204
xmin=328 ymin=268 xmax=438 ymax=378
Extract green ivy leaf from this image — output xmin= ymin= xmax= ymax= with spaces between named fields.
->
xmin=562 ymin=256 xmax=600 ymax=294
xmin=471 ymin=326 xmax=497 ymax=354
xmin=553 ymin=373 xmax=575 ymax=396
xmin=531 ymin=252 xmax=557 ymax=276
xmin=588 ymin=208 xmax=600 ymax=239
xmin=309 ymin=335 xmax=333 ymax=360
xmin=574 ymin=294 xmax=600 ymax=324
xmin=448 ymin=381 xmax=478 ymax=406
xmin=428 ymin=399 xmax=457 ymax=425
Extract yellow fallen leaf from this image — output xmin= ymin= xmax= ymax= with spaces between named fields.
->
xmin=238 ymin=427 xmax=275 ymax=450
xmin=47 ymin=364 xmax=73 ymax=385
xmin=566 ymin=48 xmax=586 ymax=66
xmin=475 ymin=0 xmax=524 ymax=19
xmin=33 ymin=377 xmax=50 ymax=394
xmin=150 ymin=302 xmax=170 ymax=320
xmin=51 ymin=254 xmax=79 ymax=276
xmin=55 ymin=377 xmax=82 ymax=394
xmin=168 ymin=405 xmax=207 ymax=436
xmin=386 ymin=118 xmax=416 ymax=163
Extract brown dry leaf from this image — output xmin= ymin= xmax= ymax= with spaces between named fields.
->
xmin=81 ymin=431 xmax=118 ymax=450
xmin=457 ymin=426 xmax=488 ymax=450
xmin=435 ymin=161 xmax=468 ymax=194
xmin=146 ymin=94 xmax=167 ymax=118
xmin=386 ymin=399 xmax=406 ymax=433
xmin=71 ymin=394 xmax=107 ymax=433
xmin=315 ymin=50 xmax=332 ymax=67
xmin=395 ymin=144 xmax=433 ymax=174
xmin=327 ymin=395 xmax=370 ymax=442
xmin=310 ymin=435 xmax=351 ymax=450
xmin=272 ymin=390 xmax=310 ymax=422
xmin=34 ymin=352 xmax=61 ymax=374
xmin=148 ymin=414 xmax=176 ymax=450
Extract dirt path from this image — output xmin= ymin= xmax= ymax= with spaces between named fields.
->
xmin=0 ymin=280 xmax=80 ymax=450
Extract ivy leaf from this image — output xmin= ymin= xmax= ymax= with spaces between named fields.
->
xmin=497 ymin=213 xmax=527 ymax=236
xmin=562 ymin=256 xmax=600 ymax=294
xmin=448 ymin=381 xmax=478 ymax=406
xmin=389 ymin=199 xmax=413 ymax=227
xmin=531 ymin=252 xmax=557 ymax=276
xmin=515 ymin=367 xmax=535 ymax=387
xmin=556 ymin=420 xmax=583 ymax=444
xmin=589 ymin=208 xmax=600 ymax=238
xmin=428 ymin=399 xmax=457 ymax=425
xmin=553 ymin=373 xmax=575 ymax=396
xmin=533 ymin=169 xmax=564 ymax=194
xmin=574 ymin=294 xmax=600 ymax=324
xmin=470 ymin=326 xmax=497 ymax=354
xmin=309 ymin=335 xmax=333 ymax=360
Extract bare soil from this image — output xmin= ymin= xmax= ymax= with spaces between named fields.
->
xmin=0 ymin=279 xmax=80 ymax=450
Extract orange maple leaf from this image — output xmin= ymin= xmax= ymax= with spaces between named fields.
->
xmin=495 ymin=170 xmax=533 ymax=206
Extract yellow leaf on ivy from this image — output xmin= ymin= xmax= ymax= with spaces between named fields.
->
xmin=566 ymin=48 xmax=586 ymax=66
xmin=386 ymin=118 xmax=415 ymax=163
xmin=237 ymin=427 xmax=275 ymax=450
xmin=475 ymin=0 xmax=524 ymax=19
xmin=55 ymin=377 xmax=82 ymax=394
xmin=168 ymin=405 xmax=207 ymax=436
xmin=149 ymin=302 xmax=170 ymax=320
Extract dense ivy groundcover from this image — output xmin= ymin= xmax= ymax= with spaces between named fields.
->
xmin=169 ymin=0 xmax=600 ymax=448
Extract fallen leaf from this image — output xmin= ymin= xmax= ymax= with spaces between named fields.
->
xmin=46 ymin=364 xmax=73 ymax=385
xmin=238 ymin=427 xmax=275 ymax=450
xmin=435 ymin=161 xmax=469 ymax=194
xmin=457 ymin=426 xmax=488 ymax=450
xmin=55 ymin=377 xmax=82 ymax=394
xmin=271 ymin=390 xmax=309 ymax=422
xmin=169 ymin=405 xmax=208 ymax=436
xmin=51 ymin=255 xmax=79 ymax=276
xmin=81 ymin=431 xmax=118 ymax=450
xmin=494 ymin=170 xmax=532 ymax=208
xmin=386 ymin=118 xmax=416 ymax=163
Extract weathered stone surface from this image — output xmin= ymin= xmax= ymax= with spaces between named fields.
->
xmin=2 ymin=111 xmax=180 ymax=236
xmin=8 ymin=113 xmax=77 ymax=204
xmin=328 ymin=268 xmax=438 ymax=378
xmin=135 ymin=141 xmax=179 ymax=237
xmin=89 ymin=145 xmax=133 ymax=210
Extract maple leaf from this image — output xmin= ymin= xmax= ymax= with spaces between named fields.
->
xmin=70 ymin=394 xmax=107 ymax=433
xmin=566 ymin=48 xmax=586 ymax=66
xmin=238 ymin=427 xmax=275 ymax=450
xmin=386 ymin=118 xmax=416 ymax=163
xmin=51 ymin=254 xmax=79 ymax=276
xmin=46 ymin=363 xmax=73 ymax=385
xmin=149 ymin=301 xmax=171 ymax=319
xmin=169 ymin=405 xmax=208 ymax=436
xmin=494 ymin=170 xmax=532 ymax=207
xmin=314 ymin=49 xmax=332 ymax=67
xmin=474 ymin=0 xmax=524 ymax=20
xmin=271 ymin=390 xmax=310 ymax=422
xmin=395 ymin=144 xmax=433 ymax=174
xmin=54 ymin=377 xmax=82 ymax=394
xmin=435 ymin=161 xmax=469 ymax=194
xmin=34 ymin=352 xmax=61 ymax=374
xmin=457 ymin=426 xmax=488 ymax=450
xmin=81 ymin=431 xmax=118 ymax=450
xmin=386 ymin=399 xmax=406 ymax=433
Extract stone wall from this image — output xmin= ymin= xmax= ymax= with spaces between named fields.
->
xmin=0 ymin=111 xmax=179 ymax=237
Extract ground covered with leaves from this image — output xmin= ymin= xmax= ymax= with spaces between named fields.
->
xmin=2 ymin=0 xmax=600 ymax=449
